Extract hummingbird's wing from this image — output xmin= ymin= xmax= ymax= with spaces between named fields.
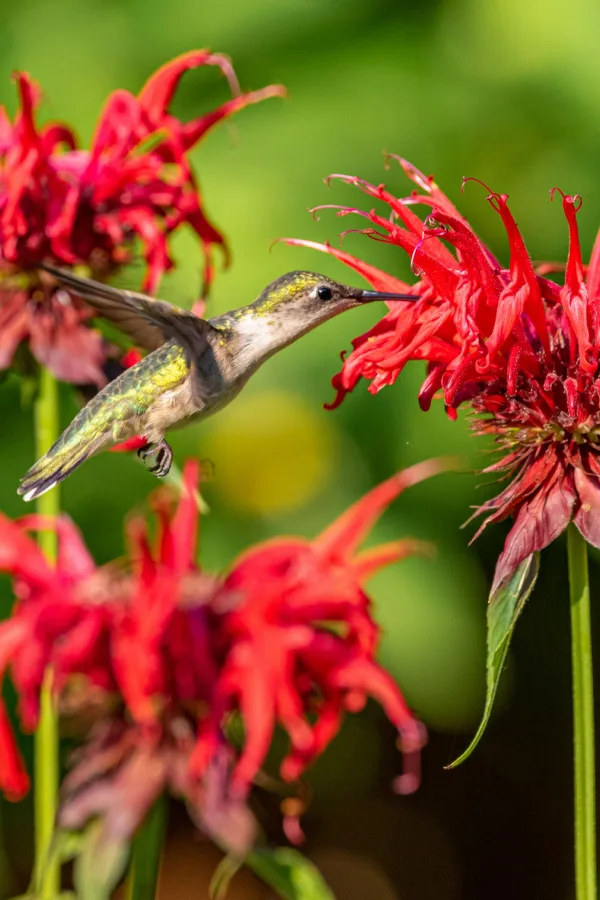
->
xmin=40 ymin=263 xmax=215 ymax=355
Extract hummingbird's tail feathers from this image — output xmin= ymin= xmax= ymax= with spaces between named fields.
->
xmin=18 ymin=433 xmax=109 ymax=502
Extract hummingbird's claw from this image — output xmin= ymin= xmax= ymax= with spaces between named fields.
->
xmin=137 ymin=438 xmax=173 ymax=478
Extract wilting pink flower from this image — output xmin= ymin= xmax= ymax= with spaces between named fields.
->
xmin=285 ymin=158 xmax=600 ymax=587
xmin=0 ymin=53 xmax=284 ymax=384
xmin=0 ymin=459 xmax=441 ymax=847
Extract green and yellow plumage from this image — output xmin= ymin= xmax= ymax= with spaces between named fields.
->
xmin=20 ymin=342 xmax=191 ymax=500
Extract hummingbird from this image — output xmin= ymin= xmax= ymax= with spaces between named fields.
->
xmin=18 ymin=265 xmax=418 ymax=501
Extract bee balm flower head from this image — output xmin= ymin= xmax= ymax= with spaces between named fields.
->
xmin=285 ymin=158 xmax=600 ymax=588
xmin=0 ymin=53 xmax=283 ymax=385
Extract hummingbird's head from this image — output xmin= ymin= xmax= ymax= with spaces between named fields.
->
xmin=222 ymin=271 xmax=418 ymax=377
xmin=248 ymin=270 xmax=417 ymax=336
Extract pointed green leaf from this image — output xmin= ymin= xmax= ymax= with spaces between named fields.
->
xmin=209 ymin=855 xmax=244 ymax=900
xmin=246 ymin=848 xmax=335 ymax=900
xmin=447 ymin=552 xmax=540 ymax=767
xmin=127 ymin=796 xmax=167 ymax=900
xmin=73 ymin=821 xmax=130 ymax=900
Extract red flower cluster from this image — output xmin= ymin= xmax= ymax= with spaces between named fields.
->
xmin=0 ymin=459 xmax=440 ymax=849
xmin=286 ymin=158 xmax=600 ymax=587
xmin=0 ymin=52 xmax=283 ymax=384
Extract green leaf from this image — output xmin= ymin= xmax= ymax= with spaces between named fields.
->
xmin=209 ymin=855 xmax=244 ymax=900
xmin=30 ymin=829 xmax=86 ymax=897
xmin=447 ymin=552 xmax=540 ymax=767
xmin=50 ymin=829 xmax=87 ymax=865
xmin=9 ymin=893 xmax=76 ymax=900
xmin=209 ymin=848 xmax=335 ymax=900
xmin=126 ymin=796 xmax=167 ymax=900
xmin=246 ymin=848 xmax=335 ymax=900
xmin=73 ymin=821 xmax=130 ymax=900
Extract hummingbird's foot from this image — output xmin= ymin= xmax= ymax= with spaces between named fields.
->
xmin=137 ymin=439 xmax=173 ymax=478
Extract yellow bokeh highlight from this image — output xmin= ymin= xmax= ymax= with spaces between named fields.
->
xmin=201 ymin=389 xmax=337 ymax=515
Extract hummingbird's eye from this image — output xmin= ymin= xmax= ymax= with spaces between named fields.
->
xmin=317 ymin=285 xmax=333 ymax=301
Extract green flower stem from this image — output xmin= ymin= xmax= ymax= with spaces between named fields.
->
xmin=0 ymin=801 xmax=16 ymax=896
xmin=568 ymin=524 xmax=597 ymax=900
xmin=126 ymin=796 xmax=168 ymax=900
xmin=34 ymin=367 xmax=60 ymax=899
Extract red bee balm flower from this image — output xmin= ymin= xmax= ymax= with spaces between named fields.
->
xmin=0 ymin=459 xmax=442 ymax=847
xmin=285 ymin=159 xmax=600 ymax=588
xmin=0 ymin=462 xmax=249 ymax=849
xmin=0 ymin=53 xmax=283 ymax=384
xmin=208 ymin=458 xmax=442 ymax=801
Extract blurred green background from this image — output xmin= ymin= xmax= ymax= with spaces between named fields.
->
xmin=1 ymin=0 xmax=599 ymax=897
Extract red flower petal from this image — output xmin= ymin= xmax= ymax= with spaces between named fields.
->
xmin=555 ymin=192 xmax=595 ymax=372
xmin=0 ymin=701 xmax=29 ymax=800
xmin=279 ymin=238 xmax=413 ymax=293
xmin=230 ymin=645 xmax=277 ymax=794
xmin=492 ymin=462 xmax=576 ymax=592
xmin=317 ymin=459 xmax=448 ymax=561
xmin=573 ymin=467 xmax=600 ymax=547
xmin=586 ymin=226 xmax=600 ymax=304
xmin=138 ymin=50 xmax=230 ymax=119
xmin=111 ymin=435 xmax=148 ymax=453
xmin=166 ymin=459 xmax=200 ymax=573
xmin=0 ymin=291 xmax=30 ymax=369
xmin=28 ymin=295 xmax=108 ymax=387
xmin=180 ymin=85 xmax=286 ymax=152
xmin=87 ymin=89 xmax=141 ymax=164
xmin=19 ymin=514 xmax=96 ymax=582
xmin=0 ymin=513 xmax=51 ymax=588
xmin=482 ymin=192 xmax=550 ymax=363
xmin=352 ymin=538 xmax=433 ymax=581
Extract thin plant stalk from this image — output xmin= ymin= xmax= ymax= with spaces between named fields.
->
xmin=568 ymin=523 xmax=597 ymax=900
xmin=34 ymin=366 xmax=60 ymax=898
xmin=126 ymin=795 xmax=168 ymax=900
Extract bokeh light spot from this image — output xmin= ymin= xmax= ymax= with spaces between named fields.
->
xmin=202 ymin=389 xmax=337 ymax=515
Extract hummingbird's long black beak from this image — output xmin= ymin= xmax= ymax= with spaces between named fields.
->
xmin=359 ymin=290 xmax=419 ymax=302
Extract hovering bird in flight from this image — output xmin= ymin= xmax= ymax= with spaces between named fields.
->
xmin=18 ymin=265 xmax=418 ymax=501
